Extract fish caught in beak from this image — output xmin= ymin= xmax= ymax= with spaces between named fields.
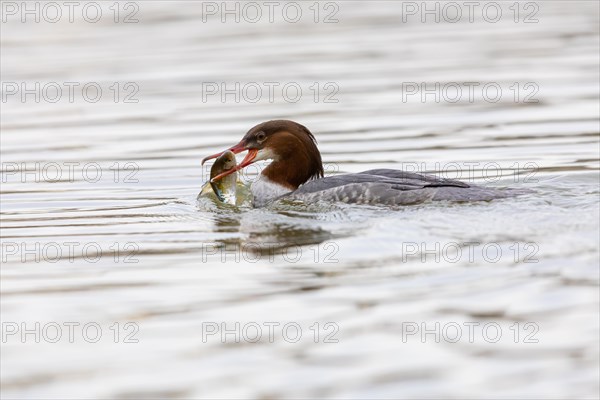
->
xmin=209 ymin=149 xmax=258 ymax=182
xmin=201 ymin=141 xmax=247 ymax=166
xmin=202 ymin=140 xmax=261 ymax=183
xmin=198 ymin=150 xmax=239 ymax=205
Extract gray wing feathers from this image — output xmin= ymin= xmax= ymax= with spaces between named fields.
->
xmin=361 ymin=169 xmax=470 ymax=188
xmin=288 ymin=183 xmax=438 ymax=205
xmin=283 ymin=169 xmax=530 ymax=205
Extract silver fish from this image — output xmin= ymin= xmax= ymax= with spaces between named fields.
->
xmin=199 ymin=150 xmax=237 ymax=205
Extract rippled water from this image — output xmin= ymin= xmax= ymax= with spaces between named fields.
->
xmin=1 ymin=1 xmax=599 ymax=399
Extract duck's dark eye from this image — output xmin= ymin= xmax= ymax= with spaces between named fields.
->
xmin=256 ymin=132 xmax=266 ymax=142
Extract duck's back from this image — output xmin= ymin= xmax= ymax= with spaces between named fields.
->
xmin=284 ymin=169 xmax=530 ymax=205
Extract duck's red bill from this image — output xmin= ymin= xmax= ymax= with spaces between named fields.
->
xmin=201 ymin=142 xmax=246 ymax=165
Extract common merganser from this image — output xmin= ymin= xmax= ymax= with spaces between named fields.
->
xmin=202 ymin=120 xmax=529 ymax=207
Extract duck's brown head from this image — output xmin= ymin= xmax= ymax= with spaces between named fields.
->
xmin=202 ymin=120 xmax=324 ymax=189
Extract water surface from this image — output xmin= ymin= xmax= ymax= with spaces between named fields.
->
xmin=1 ymin=1 xmax=599 ymax=398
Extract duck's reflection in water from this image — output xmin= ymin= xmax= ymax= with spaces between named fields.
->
xmin=205 ymin=207 xmax=343 ymax=261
